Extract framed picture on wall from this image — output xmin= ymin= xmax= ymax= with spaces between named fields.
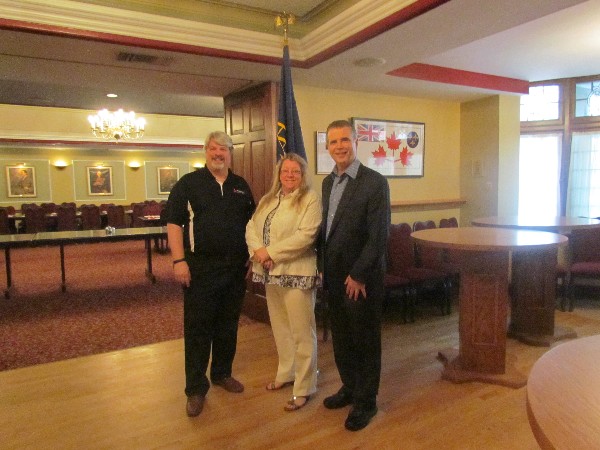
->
xmin=87 ymin=166 xmax=113 ymax=195
xmin=315 ymin=131 xmax=335 ymax=174
xmin=6 ymin=165 xmax=36 ymax=197
xmin=351 ymin=117 xmax=425 ymax=177
xmin=157 ymin=167 xmax=179 ymax=194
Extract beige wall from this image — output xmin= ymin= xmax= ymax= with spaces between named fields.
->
xmin=295 ymin=85 xmax=462 ymax=225
xmin=0 ymin=105 xmax=224 ymax=208
xmin=0 ymin=90 xmax=519 ymax=224
xmin=459 ymin=95 xmax=520 ymax=226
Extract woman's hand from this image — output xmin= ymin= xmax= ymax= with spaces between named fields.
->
xmin=252 ymin=247 xmax=271 ymax=264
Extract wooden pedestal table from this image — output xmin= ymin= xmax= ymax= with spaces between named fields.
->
xmin=472 ymin=216 xmax=600 ymax=346
xmin=527 ymin=335 xmax=600 ymax=449
xmin=412 ymin=227 xmax=568 ymax=388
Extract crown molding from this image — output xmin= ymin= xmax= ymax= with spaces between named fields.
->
xmin=0 ymin=0 xmax=424 ymax=62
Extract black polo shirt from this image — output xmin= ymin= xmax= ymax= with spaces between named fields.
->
xmin=166 ymin=167 xmax=255 ymax=260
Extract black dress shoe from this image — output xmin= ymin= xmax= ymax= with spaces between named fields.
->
xmin=323 ymin=389 xmax=353 ymax=409
xmin=186 ymin=394 xmax=205 ymax=417
xmin=344 ymin=405 xmax=378 ymax=431
xmin=212 ymin=376 xmax=244 ymax=393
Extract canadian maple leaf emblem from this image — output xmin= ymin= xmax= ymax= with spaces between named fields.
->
xmin=396 ymin=146 xmax=413 ymax=166
xmin=386 ymin=132 xmax=402 ymax=154
xmin=372 ymin=144 xmax=387 ymax=166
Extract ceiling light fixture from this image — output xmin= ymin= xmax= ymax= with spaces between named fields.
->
xmin=88 ymin=108 xmax=146 ymax=140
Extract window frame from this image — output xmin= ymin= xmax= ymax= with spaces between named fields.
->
xmin=521 ymin=75 xmax=600 ymax=215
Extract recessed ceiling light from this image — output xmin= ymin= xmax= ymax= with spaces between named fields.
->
xmin=106 ymin=93 xmax=118 ymax=98
xmin=354 ymin=57 xmax=386 ymax=67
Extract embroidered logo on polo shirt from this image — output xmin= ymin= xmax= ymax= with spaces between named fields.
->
xmin=233 ymin=188 xmax=246 ymax=195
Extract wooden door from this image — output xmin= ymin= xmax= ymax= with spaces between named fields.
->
xmin=224 ymin=82 xmax=277 ymax=323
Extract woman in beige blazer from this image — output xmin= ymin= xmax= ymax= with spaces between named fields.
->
xmin=246 ymin=153 xmax=321 ymax=412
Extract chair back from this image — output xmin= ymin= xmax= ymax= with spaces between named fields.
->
xmin=56 ymin=205 xmax=78 ymax=231
xmin=439 ymin=217 xmax=459 ymax=228
xmin=99 ymin=203 xmax=114 ymax=213
xmin=21 ymin=203 xmax=37 ymax=213
xmin=106 ymin=205 xmax=127 ymax=229
xmin=0 ymin=207 xmax=11 ymax=234
xmin=387 ymin=223 xmax=416 ymax=274
xmin=131 ymin=203 xmax=146 ymax=227
xmin=412 ymin=220 xmax=443 ymax=268
xmin=143 ymin=202 xmax=162 ymax=216
xmin=23 ymin=205 xmax=47 ymax=233
xmin=40 ymin=202 xmax=57 ymax=215
xmin=60 ymin=202 xmax=77 ymax=209
xmin=570 ymin=227 xmax=600 ymax=263
xmin=80 ymin=204 xmax=102 ymax=230
xmin=413 ymin=220 xmax=436 ymax=232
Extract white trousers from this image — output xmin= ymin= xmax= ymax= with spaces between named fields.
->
xmin=265 ymin=284 xmax=318 ymax=397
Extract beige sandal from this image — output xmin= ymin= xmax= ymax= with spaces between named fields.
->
xmin=284 ymin=395 xmax=310 ymax=412
xmin=266 ymin=380 xmax=294 ymax=391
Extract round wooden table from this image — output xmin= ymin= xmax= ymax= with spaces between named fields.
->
xmin=472 ymin=216 xmax=600 ymax=346
xmin=471 ymin=215 xmax=600 ymax=232
xmin=527 ymin=335 xmax=600 ymax=449
xmin=412 ymin=227 xmax=567 ymax=388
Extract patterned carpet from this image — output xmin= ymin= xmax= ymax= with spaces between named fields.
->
xmin=0 ymin=240 xmax=252 ymax=371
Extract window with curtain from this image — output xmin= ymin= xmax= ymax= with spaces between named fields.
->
xmin=567 ymin=132 xmax=600 ymax=218
xmin=521 ymin=76 xmax=600 ymax=216
xmin=519 ymin=134 xmax=561 ymax=217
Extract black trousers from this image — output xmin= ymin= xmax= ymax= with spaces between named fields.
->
xmin=183 ymin=256 xmax=246 ymax=397
xmin=326 ymin=280 xmax=383 ymax=408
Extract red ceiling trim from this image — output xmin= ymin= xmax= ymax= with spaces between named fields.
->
xmin=0 ymin=0 xmax=451 ymax=69
xmin=388 ymin=63 xmax=530 ymax=94
xmin=301 ymin=0 xmax=452 ymax=67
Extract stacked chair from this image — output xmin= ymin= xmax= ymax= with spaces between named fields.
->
xmin=385 ymin=222 xmax=451 ymax=323
xmin=562 ymin=227 xmax=600 ymax=311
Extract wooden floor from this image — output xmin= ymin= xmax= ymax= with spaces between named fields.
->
xmin=2 ymin=296 xmax=600 ymax=449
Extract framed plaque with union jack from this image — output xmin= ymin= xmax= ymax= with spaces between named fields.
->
xmin=351 ymin=117 xmax=424 ymax=177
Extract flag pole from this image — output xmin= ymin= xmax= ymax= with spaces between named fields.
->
xmin=274 ymin=12 xmax=307 ymax=161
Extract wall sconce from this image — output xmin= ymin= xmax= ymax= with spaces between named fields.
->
xmin=128 ymin=161 xmax=142 ymax=169
xmin=192 ymin=162 xmax=204 ymax=169
xmin=53 ymin=159 xmax=70 ymax=168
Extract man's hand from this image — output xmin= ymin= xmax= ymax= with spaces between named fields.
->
xmin=345 ymin=275 xmax=366 ymax=301
xmin=173 ymin=261 xmax=191 ymax=287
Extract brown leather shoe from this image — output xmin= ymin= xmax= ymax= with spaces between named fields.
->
xmin=212 ymin=376 xmax=244 ymax=393
xmin=186 ymin=395 xmax=205 ymax=417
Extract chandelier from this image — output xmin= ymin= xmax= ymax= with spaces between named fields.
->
xmin=88 ymin=109 xmax=146 ymax=140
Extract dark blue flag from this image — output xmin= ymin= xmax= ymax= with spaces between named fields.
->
xmin=277 ymin=44 xmax=306 ymax=161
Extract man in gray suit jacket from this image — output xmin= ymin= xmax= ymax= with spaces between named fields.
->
xmin=319 ymin=119 xmax=390 ymax=431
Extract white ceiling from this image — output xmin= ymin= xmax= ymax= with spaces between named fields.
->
xmin=0 ymin=0 xmax=598 ymax=117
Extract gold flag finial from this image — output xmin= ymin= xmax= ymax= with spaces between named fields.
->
xmin=275 ymin=12 xmax=295 ymax=45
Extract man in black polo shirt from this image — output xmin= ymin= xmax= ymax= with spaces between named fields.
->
xmin=166 ymin=131 xmax=255 ymax=418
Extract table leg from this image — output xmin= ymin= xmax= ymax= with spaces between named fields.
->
xmin=508 ymin=248 xmax=576 ymax=346
xmin=4 ymin=247 xmax=12 ymax=299
xmin=145 ymin=238 xmax=156 ymax=283
xmin=437 ymin=249 xmax=527 ymax=388
xmin=60 ymin=244 xmax=66 ymax=292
